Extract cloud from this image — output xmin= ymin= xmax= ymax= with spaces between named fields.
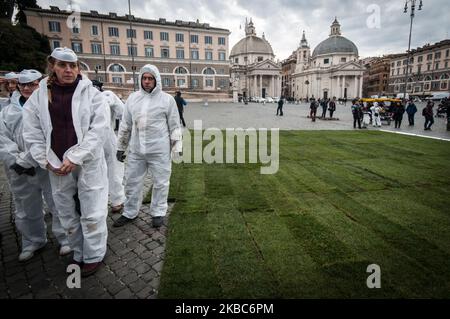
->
xmin=36 ymin=0 xmax=449 ymax=60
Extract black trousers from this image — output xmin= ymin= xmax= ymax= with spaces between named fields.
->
xmin=276 ymin=105 xmax=283 ymax=116
xmin=408 ymin=114 xmax=414 ymax=125
xmin=329 ymin=110 xmax=334 ymax=118
xmin=395 ymin=119 xmax=402 ymax=128
xmin=321 ymin=107 xmax=327 ymax=118
xmin=424 ymin=116 xmax=434 ymax=129
xmin=353 ymin=117 xmax=361 ymax=128
xmin=178 ymin=110 xmax=186 ymax=127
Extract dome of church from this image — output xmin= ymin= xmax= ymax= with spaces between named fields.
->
xmin=230 ymin=35 xmax=274 ymax=57
xmin=312 ymin=18 xmax=359 ymax=58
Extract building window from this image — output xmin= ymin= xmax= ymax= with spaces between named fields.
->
xmin=95 ymin=64 xmax=102 ymax=71
xmin=162 ymin=78 xmax=171 ymax=87
xmin=91 ymin=25 xmax=98 ymax=36
xmin=391 ymin=62 xmax=394 ymax=67
xmin=52 ymin=40 xmax=60 ymax=50
xmin=427 ymin=54 xmax=432 ymax=61
xmin=219 ymin=52 xmax=226 ymax=61
xmin=435 ymin=52 xmax=441 ymax=59
xmin=391 ymin=69 xmax=394 ymax=76
xmin=441 ymin=81 xmax=448 ymax=90
xmin=127 ymin=29 xmax=136 ymax=38
xmin=144 ymin=46 xmax=154 ymax=57
xmin=192 ymin=67 xmax=198 ymax=73
xmin=176 ymin=49 xmax=185 ymax=59
xmin=191 ymin=50 xmax=199 ymax=60
xmin=397 ymin=69 xmax=400 ymax=75
xmin=176 ymin=78 xmax=186 ymax=87
xmin=446 ymin=49 xmax=449 ymax=57
xmin=72 ymin=27 xmax=80 ymax=34
xmin=192 ymin=79 xmax=199 ymax=88
xmin=91 ymin=43 xmax=102 ymax=54
xmin=417 ymin=56 xmax=423 ymax=62
xmin=128 ymin=45 xmax=137 ymax=57
xmin=324 ymin=58 xmax=329 ymax=64
xmin=71 ymin=42 xmax=83 ymax=53
xmin=161 ymin=48 xmax=170 ymax=58
xmin=112 ymin=76 xmax=123 ymax=84
xmin=417 ymin=65 xmax=421 ymax=74
xmin=190 ymin=34 xmax=198 ymax=43
xmin=341 ymin=57 xmax=347 ymax=63
xmin=427 ymin=64 xmax=431 ymax=71
xmin=396 ymin=61 xmax=401 ymax=66
xmin=108 ymin=27 xmax=119 ymax=37
xmin=257 ymin=56 xmax=263 ymax=62
xmin=217 ymin=69 xmax=225 ymax=75
xmin=203 ymin=67 xmax=215 ymax=75
xmin=160 ymin=32 xmax=169 ymax=41
xmin=176 ymin=33 xmax=184 ymax=42
xmin=205 ymin=51 xmax=213 ymax=60
xmin=218 ymin=37 xmax=226 ymax=45
xmin=162 ymin=67 xmax=170 ymax=73
xmin=110 ymin=44 xmax=120 ymax=55
xmin=205 ymin=78 xmax=214 ymax=87
xmin=235 ymin=58 xmax=238 ymax=64
xmin=219 ymin=79 xmax=228 ymax=88
xmin=144 ymin=30 xmax=153 ymax=40
xmin=109 ymin=64 xmax=125 ymax=72
xmin=435 ymin=63 xmax=439 ymax=70
xmin=175 ymin=67 xmax=188 ymax=74
xmin=445 ymin=61 xmax=449 ymax=69
xmin=48 ymin=21 xmax=61 ymax=32
xmin=204 ymin=36 xmax=213 ymax=45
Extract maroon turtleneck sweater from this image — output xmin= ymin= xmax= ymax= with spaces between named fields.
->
xmin=48 ymin=76 xmax=80 ymax=161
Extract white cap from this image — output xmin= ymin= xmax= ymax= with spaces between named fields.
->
xmin=50 ymin=47 xmax=78 ymax=62
xmin=4 ymin=72 xmax=19 ymax=80
xmin=19 ymin=69 xmax=42 ymax=84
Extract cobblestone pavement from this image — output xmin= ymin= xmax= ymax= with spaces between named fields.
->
xmin=0 ymin=170 xmax=170 ymax=299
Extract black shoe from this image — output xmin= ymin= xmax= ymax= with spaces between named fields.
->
xmin=113 ymin=215 xmax=135 ymax=227
xmin=152 ymin=216 xmax=164 ymax=228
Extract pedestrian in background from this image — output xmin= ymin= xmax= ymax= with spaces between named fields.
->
xmin=174 ymin=91 xmax=187 ymax=127
xmin=406 ymin=100 xmax=417 ymax=126
xmin=276 ymin=96 xmax=284 ymax=116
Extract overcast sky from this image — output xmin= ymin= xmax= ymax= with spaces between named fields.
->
xmin=36 ymin=0 xmax=449 ymax=60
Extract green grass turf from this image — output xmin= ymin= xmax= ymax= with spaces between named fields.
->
xmin=158 ymin=130 xmax=450 ymax=298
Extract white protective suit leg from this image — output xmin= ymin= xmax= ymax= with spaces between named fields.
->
xmin=6 ymin=165 xmax=47 ymax=252
xmin=40 ymin=169 xmax=69 ymax=247
xmin=147 ymin=152 xmax=171 ymax=217
xmin=122 ymin=152 xmax=148 ymax=219
xmin=375 ymin=116 xmax=382 ymax=127
xmin=104 ymin=131 xmax=125 ymax=207
xmin=49 ymin=157 xmax=108 ymax=263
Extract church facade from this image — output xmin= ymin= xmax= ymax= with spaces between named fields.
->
xmin=293 ymin=19 xmax=365 ymax=100
xmin=229 ymin=19 xmax=282 ymax=101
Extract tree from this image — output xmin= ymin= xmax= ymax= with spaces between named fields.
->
xmin=0 ymin=18 xmax=50 ymax=72
xmin=0 ymin=0 xmax=40 ymax=23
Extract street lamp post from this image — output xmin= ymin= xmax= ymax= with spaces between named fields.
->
xmin=402 ymin=0 xmax=423 ymax=102
xmin=128 ymin=0 xmax=137 ymax=91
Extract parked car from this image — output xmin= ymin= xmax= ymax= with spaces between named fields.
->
xmin=265 ymin=97 xmax=274 ymax=103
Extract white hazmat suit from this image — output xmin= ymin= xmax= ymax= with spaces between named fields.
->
xmin=117 ymin=64 xmax=182 ymax=220
xmin=371 ymin=102 xmax=382 ymax=127
xmin=22 ymin=75 xmax=109 ymax=263
xmin=102 ymin=90 xmax=125 ymax=208
xmin=0 ymin=90 xmax=68 ymax=256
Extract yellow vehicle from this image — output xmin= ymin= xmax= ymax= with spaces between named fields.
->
xmin=359 ymin=98 xmax=402 ymax=125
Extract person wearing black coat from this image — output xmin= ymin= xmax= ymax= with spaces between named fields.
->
xmin=276 ymin=97 xmax=284 ymax=116
xmin=405 ymin=100 xmax=417 ymax=126
xmin=393 ymin=103 xmax=405 ymax=128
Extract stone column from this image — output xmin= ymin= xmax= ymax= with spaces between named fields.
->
xmin=354 ymin=76 xmax=358 ymax=99
xmin=337 ymin=76 xmax=341 ymax=99
xmin=259 ymin=75 xmax=263 ymax=97
xmin=253 ymin=75 xmax=257 ymax=97
xmin=359 ymin=76 xmax=363 ymax=98
xmin=342 ymin=75 xmax=346 ymax=98
xmin=272 ymin=76 xmax=275 ymax=97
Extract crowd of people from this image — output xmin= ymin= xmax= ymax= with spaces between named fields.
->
xmin=0 ymin=47 xmax=182 ymax=277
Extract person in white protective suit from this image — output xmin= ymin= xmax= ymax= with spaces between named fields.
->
xmin=371 ymin=102 xmax=382 ymax=127
xmin=0 ymin=69 xmax=71 ymax=262
xmin=1 ymin=72 xmax=20 ymax=111
xmin=22 ymin=48 xmax=109 ymax=277
xmin=113 ymin=64 xmax=182 ymax=228
xmin=92 ymin=80 xmax=125 ymax=213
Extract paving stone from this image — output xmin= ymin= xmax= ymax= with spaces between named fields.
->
xmin=152 ymin=261 xmax=164 ymax=273
xmin=153 ymin=246 xmax=165 ymax=256
xmin=114 ymin=287 xmax=133 ymax=299
xmin=128 ymin=280 xmax=148 ymax=293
